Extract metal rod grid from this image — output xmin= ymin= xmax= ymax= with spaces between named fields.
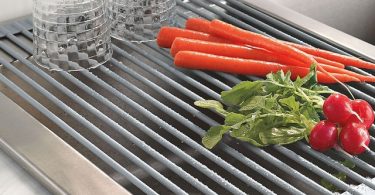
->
xmin=0 ymin=1 xmax=374 ymax=194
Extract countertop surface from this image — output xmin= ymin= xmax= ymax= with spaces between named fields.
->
xmin=0 ymin=150 xmax=48 ymax=195
xmin=268 ymin=0 xmax=375 ymax=45
xmin=0 ymin=0 xmax=32 ymax=23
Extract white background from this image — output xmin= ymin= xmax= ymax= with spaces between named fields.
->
xmin=0 ymin=0 xmax=32 ymax=23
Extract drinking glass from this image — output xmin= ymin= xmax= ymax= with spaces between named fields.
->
xmin=108 ymin=0 xmax=177 ymax=42
xmin=33 ymin=0 xmax=113 ymax=71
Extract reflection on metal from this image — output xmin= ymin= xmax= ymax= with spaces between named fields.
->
xmin=242 ymin=0 xmax=375 ymax=61
xmin=0 ymin=139 xmax=64 ymax=195
xmin=0 ymin=93 xmax=129 ymax=195
xmin=0 ymin=143 xmax=49 ymax=195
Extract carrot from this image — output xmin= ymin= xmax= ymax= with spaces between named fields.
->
xmin=283 ymin=41 xmax=375 ymax=69
xmin=174 ymin=51 xmax=360 ymax=83
xmin=185 ymin=18 xmax=211 ymax=34
xmin=170 ymin=38 xmax=375 ymax=80
xmin=157 ymin=27 xmax=229 ymax=48
xmin=171 ymin=37 xmax=305 ymax=66
xmin=318 ymin=64 xmax=375 ymax=82
xmin=171 ymin=37 xmax=252 ymax=57
xmin=209 ymin=20 xmax=316 ymax=67
xmin=313 ymin=56 xmax=344 ymax=69
xmin=185 ymin=18 xmax=346 ymax=69
xmin=208 ymin=19 xmax=359 ymax=90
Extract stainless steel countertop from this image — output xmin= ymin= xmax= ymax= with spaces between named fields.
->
xmin=0 ymin=92 xmax=129 ymax=195
xmin=0 ymin=149 xmax=48 ymax=195
xmin=244 ymin=0 xmax=375 ymax=61
xmin=0 ymin=0 xmax=32 ymax=23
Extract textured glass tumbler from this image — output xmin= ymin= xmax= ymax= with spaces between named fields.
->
xmin=108 ymin=0 xmax=176 ymax=42
xmin=33 ymin=0 xmax=113 ymax=72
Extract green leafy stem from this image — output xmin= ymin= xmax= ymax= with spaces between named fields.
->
xmin=195 ymin=69 xmax=333 ymax=149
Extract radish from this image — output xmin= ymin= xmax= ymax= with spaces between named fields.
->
xmin=340 ymin=122 xmax=370 ymax=155
xmin=309 ymin=120 xmax=338 ymax=151
xmin=323 ymin=94 xmax=354 ymax=124
xmin=345 ymin=99 xmax=374 ymax=129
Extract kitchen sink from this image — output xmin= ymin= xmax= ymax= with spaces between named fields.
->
xmin=268 ymin=0 xmax=375 ymax=45
xmin=0 ymin=0 xmax=374 ymax=194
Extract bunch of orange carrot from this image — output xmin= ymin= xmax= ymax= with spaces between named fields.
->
xmin=156 ymin=18 xmax=375 ymax=84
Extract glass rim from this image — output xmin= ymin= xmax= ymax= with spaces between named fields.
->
xmin=33 ymin=26 xmax=111 ymax=44
xmin=33 ymin=48 xmax=113 ymax=72
xmin=34 ymin=40 xmax=112 ymax=58
xmin=110 ymin=33 xmax=157 ymax=43
xmin=109 ymin=14 xmax=172 ymax=23
xmin=109 ymin=19 xmax=171 ymax=26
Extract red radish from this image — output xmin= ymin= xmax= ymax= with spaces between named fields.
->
xmin=309 ymin=120 xmax=338 ymax=151
xmin=340 ymin=122 xmax=370 ymax=155
xmin=345 ymin=99 xmax=374 ymax=129
xmin=323 ymin=94 xmax=354 ymax=124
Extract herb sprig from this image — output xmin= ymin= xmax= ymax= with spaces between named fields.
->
xmin=195 ymin=68 xmax=333 ymax=149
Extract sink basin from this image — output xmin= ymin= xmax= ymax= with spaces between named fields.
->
xmin=0 ymin=0 xmax=32 ymax=23
xmin=268 ymin=0 xmax=375 ymax=45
